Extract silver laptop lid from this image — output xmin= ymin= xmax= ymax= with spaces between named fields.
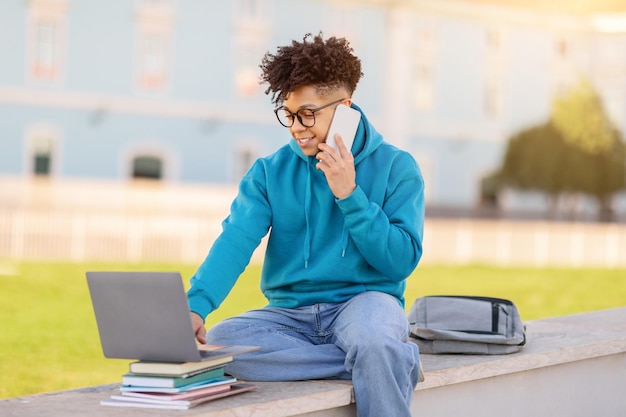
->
xmin=86 ymin=271 xmax=204 ymax=362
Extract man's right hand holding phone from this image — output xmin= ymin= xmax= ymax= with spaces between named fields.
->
xmin=316 ymin=134 xmax=357 ymax=199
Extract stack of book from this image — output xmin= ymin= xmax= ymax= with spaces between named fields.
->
xmin=101 ymin=355 xmax=256 ymax=410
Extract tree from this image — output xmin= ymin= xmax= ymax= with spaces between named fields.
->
xmin=497 ymin=79 xmax=626 ymax=221
xmin=552 ymin=80 xmax=616 ymax=154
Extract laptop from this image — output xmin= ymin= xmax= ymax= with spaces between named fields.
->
xmin=86 ymin=271 xmax=257 ymax=363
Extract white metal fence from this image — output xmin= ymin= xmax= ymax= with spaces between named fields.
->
xmin=424 ymin=219 xmax=626 ymax=267
xmin=1 ymin=177 xmax=625 ymax=267
xmin=2 ymin=209 xmax=626 ymax=267
xmin=0 ymin=209 xmax=222 ymax=263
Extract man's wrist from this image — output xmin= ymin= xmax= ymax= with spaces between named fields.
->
xmin=190 ymin=310 xmax=205 ymax=323
xmin=337 ymin=184 xmax=357 ymax=200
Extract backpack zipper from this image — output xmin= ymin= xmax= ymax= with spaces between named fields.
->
xmin=491 ymin=302 xmax=500 ymax=333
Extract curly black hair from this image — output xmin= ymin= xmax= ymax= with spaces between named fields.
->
xmin=260 ymin=33 xmax=363 ymax=105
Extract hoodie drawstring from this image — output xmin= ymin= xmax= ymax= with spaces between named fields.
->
xmin=341 ymin=224 xmax=349 ymax=257
xmin=303 ymin=161 xmax=312 ymax=268
xmin=304 ymin=158 xmax=351 ymax=265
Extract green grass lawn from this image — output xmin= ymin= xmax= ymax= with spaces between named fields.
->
xmin=1 ymin=259 xmax=624 ymax=399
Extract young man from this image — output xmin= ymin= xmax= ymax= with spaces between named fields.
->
xmin=187 ymin=33 xmax=425 ymax=417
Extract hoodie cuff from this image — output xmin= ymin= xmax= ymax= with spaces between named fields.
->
xmin=187 ymin=291 xmax=213 ymax=321
xmin=336 ymin=185 xmax=368 ymax=215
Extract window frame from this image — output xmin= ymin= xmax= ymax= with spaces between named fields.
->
xmin=26 ymin=0 xmax=69 ymax=85
xmin=134 ymin=0 xmax=175 ymax=93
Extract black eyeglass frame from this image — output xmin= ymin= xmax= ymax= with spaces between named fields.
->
xmin=273 ymin=98 xmax=348 ymax=128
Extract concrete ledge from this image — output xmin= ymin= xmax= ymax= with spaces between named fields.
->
xmin=2 ymin=307 xmax=625 ymax=417
xmin=411 ymin=307 xmax=626 ymax=417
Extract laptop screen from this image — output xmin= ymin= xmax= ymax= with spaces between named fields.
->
xmin=86 ymin=271 xmax=204 ymax=362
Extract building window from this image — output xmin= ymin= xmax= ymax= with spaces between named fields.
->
xmin=233 ymin=0 xmax=270 ymax=97
xmin=234 ymin=39 xmax=265 ymax=97
xmin=135 ymin=0 xmax=174 ymax=91
xmin=26 ymin=127 xmax=59 ymax=177
xmin=132 ymin=155 xmax=163 ymax=179
xmin=33 ymin=21 xmax=58 ymax=79
xmin=27 ymin=0 xmax=68 ymax=83
xmin=484 ymin=77 xmax=502 ymax=119
xmin=33 ymin=150 xmax=51 ymax=176
xmin=33 ymin=137 xmax=53 ymax=176
xmin=138 ymin=33 xmax=169 ymax=89
xmin=552 ymin=37 xmax=576 ymax=99
xmin=412 ymin=28 xmax=437 ymax=112
xmin=485 ymin=28 xmax=505 ymax=120
xmin=414 ymin=65 xmax=435 ymax=112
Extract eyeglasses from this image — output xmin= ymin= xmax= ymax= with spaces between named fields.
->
xmin=273 ymin=98 xmax=347 ymax=128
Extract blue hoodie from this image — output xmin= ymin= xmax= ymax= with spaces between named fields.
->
xmin=187 ymin=104 xmax=425 ymax=318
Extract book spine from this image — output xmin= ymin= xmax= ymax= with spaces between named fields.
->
xmin=181 ymin=365 xmax=224 ymax=378
xmin=129 ymin=358 xmax=232 ymax=376
xmin=122 ymin=367 xmax=224 ymax=388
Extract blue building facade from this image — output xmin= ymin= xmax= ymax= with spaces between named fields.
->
xmin=1 ymin=0 xmax=625 ymax=209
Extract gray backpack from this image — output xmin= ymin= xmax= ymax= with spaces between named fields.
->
xmin=408 ymin=295 xmax=526 ymax=354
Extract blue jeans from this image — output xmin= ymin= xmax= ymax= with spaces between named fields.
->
xmin=206 ymin=291 xmax=420 ymax=417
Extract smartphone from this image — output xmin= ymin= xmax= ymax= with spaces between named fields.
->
xmin=325 ymin=104 xmax=361 ymax=152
